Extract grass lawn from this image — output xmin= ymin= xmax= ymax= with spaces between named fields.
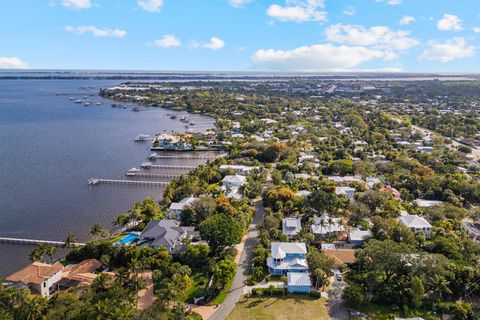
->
xmin=211 ymin=276 xmax=234 ymax=305
xmin=355 ymin=304 xmax=440 ymax=320
xmin=185 ymin=269 xmax=209 ymax=303
xmin=226 ymin=296 xmax=328 ymax=320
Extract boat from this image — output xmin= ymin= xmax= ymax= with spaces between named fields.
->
xmin=74 ymin=99 xmax=83 ymax=104
xmin=135 ymin=134 xmax=150 ymax=142
xmin=83 ymin=102 xmax=91 ymax=106
xmin=96 ymin=102 xmax=102 ymax=105
xmin=132 ymin=107 xmax=140 ymax=112
xmin=180 ymin=116 xmax=188 ymax=122
xmin=148 ymin=152 xmax=159 ymax=160
xmin=69 ymin=97 xmax=74 ymax=101
xmin=126 ymin=168 xmax=141 ymax=176
xmin=170 ymin=115 xmax=177 ymax=120
xmin=141 ymin=162 xmax=153 ymax=169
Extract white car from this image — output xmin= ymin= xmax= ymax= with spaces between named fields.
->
xmin=336 ymin=273 xmax=343 ymax=281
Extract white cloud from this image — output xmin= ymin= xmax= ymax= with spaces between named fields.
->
xmin=251 ymin=43 xmax=394 ymax=71
xmin=229 ymin=0 xmax=254 ymax=8
xmin=0 ymin=57 xmax=28 ymax=69
xmin=150 ymin=35 xmax=181 ymax=48
xmin=266 ymin=0 xmax=327 ymax=23
xmin=191 ymin=37 xmax=225 ymax=50
xmin=343 ymin=6 xmax=356 ymax=16
xmin=65 ymin=25 xmax=127 ymax=38
xmin=374 ymin=0 xmax=402 ymax=6
xmin=325 ymin=23 xmax=419 ymax=51
xmin=419 ymin=38 xmax=474 ymax=62
xmin=399 ymin=15 xmax=415 ymax=25
xmin=474 ymin=27 xmax=480 ymax=33
xmin=138 ymin=0 xmax=164 ymax=12
xmin=437 ymin=14 xmax=463 ymax=31
xmin=61 ymin=0 xmax=91 ymax=10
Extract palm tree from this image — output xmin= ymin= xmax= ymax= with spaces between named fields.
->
xmin=90 ymin=224 xmax=109 ymax=240
xmin=44 ymin=244 xmax=56 ymax=264
xmin=28 ymin=247 xmax=44 ymax=263
xmin=22 ymin=296 xmax=47 ymax=320
xmin=63 ymin=233 xmax=77 ymax=250
xmin=427 ymin=274 xmax=452 ymax=302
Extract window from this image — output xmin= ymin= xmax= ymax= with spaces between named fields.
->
xmin=43 ymin=282 xmax=46 ymax=288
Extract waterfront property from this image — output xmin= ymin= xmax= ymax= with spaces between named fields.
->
xmin=168 ymin=196 xmax=198 ymax=220
xmin=58 ymin=259 xmax=103 ymax=290
xmin=267 ymin=242 xmax=309 ymax=276
xmin=139 ymin=219 xmax=200 ymax=254
xmin=219 ymin=165 xmax=259 ymax=175
xmin=5 ymin=262 xmax=64 ymax=298
xmin=151 ymin=133 xmax=192 ymax=151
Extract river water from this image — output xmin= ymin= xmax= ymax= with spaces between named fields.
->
xmin=0 ymin=79 xmax=213 ymax=276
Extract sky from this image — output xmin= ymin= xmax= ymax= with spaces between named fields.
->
xmin=1 ymin=0 xmax=480 ymax=72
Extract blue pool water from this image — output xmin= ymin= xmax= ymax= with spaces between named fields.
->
xmin=118 ymin=233 xmax=139 ymax=245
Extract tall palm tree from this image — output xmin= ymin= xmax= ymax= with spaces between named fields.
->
xmin=22 ymin=296 xmax=47 ymax=320
xmin=43 ymin=244 xmax=57 ymax=264
xmin=63 ymin=233 xmax=77 ymax=250
xmin=90 ymin=224 xmax=109 ymax=240
xmin=28 ymin=247 xmax=44 ymax=263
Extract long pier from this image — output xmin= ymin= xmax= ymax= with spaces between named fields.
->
xmin=126 ymin=172 xmax=183 ymax=178
xmin=141 ymin=163 xmax=196 ymax=170
xmin=0 ymin=237 xmax=85 ymax=247
xmin=89 ymin=178 xmax=169 ymax=186
xmin=149 ymin=154 xmax=227 ymax=160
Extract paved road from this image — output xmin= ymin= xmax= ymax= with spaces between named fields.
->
xmin=208 ymin=199 xmax=265 ymax=320
xmin=327 ymin=272 xmax=348 ymax=320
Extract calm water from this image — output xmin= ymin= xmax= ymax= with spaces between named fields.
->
xmin=0 ymin=79 xmax=212 ymax=276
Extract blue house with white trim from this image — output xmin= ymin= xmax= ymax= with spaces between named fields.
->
xmin=287 ymin=272 xmax=312 ymax=293
xmin=267 ymin=242 xmax=309 ymax=276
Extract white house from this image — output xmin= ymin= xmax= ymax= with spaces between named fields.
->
xmin=168 ymin=196 xmax=197 ymax=219
xmin=221 ymin=174 xmax=247 ymax=199
xmin=311 ymin=214 xmax=345 ymax=236
xmin=399 ymin=215 xmax=433 ymax=238
xmin=348 ymin=230 xmax=372 ymax=246
xmin=282 ymin=217 xmax=302 ymax=238
xmin=335 ymin=187 xmax=356 ymax=199
xmin=5 ymin=262 xmax=64 ymax=298
xmin=219 ymin=165 xmax=259 ymax=175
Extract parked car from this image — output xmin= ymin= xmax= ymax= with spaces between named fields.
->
xmin=336 ymin=273 xmax=343 ymax=281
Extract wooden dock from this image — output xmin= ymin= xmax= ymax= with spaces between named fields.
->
xmin=126 ymin=172 xmax=183 ymax=178
xmin=140 ymin=163 xmax=197 ymax=170
xmin=89 ymin=178 xmax=169 ymax=186
xmin=0 ymin=237 xmax=85 ymax=247
xmin=149 ymin=154 xmax=226 ymax=160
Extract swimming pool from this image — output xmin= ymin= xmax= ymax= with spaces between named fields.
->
xmin=118 ymin=233 xmax=139 ymax=245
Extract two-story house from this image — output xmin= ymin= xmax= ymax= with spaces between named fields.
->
xmin=267 ymin=242 xmax=308 ymax=276
xmin=399 ymin=215 xmax=433 ymax=238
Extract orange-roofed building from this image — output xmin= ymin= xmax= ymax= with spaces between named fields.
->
xmin=5 ymin=262 xmax=64 ymax=297
xmin=380 ymin=186 xmax=402 ymax=200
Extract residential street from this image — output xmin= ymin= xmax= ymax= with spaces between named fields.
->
xmin=327 ymin=272 xmax=348 ymax=320
xmin=208 ymin=199 xmax=264 ymax=320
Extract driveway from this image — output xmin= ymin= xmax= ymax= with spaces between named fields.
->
xmin=208 ymin=199 xmax=264 ymax=320
xmin=327 ymin=272 xmax=348 ymax=320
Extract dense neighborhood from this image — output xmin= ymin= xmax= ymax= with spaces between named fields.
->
xmin=2 ymin=79 xmax=480 ymax=320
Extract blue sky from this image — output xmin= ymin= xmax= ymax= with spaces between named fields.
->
xmin=1 ymin=0 xmax=480 ymax=72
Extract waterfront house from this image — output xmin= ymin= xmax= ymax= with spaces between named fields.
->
xmin=335 ymin=186 xmax=356 ymax=199
xmin=221 ymin=174 xmax=247 ymax=199
xmin=348 ymin=230 xmax=372 ymax=246
xmin=168 ymin=196 xmax=198 ymax=220
xmin=287 ymin=272 xmax=312 ymax=293
xmin=399 ymin=215 xmax=433 ymax=238
xmin=152 ymin=134 xmax=191 ymax=151
xmin=58 ymin=259 xmax=103 ymax=290
xmin=219 ymin=165 xmax=259 ymax=175
xmin=139 ymin=220 xmax=199 ymax=254
xmin=267 ymin=242 xmax=308 ymax=276
xmin=5 ymin=262 xmax=64 ymax=298
xmin=311 ymin=214 xmax=345 ymax=236
xmin=282 ymin=217 xmax=302 ymax=238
